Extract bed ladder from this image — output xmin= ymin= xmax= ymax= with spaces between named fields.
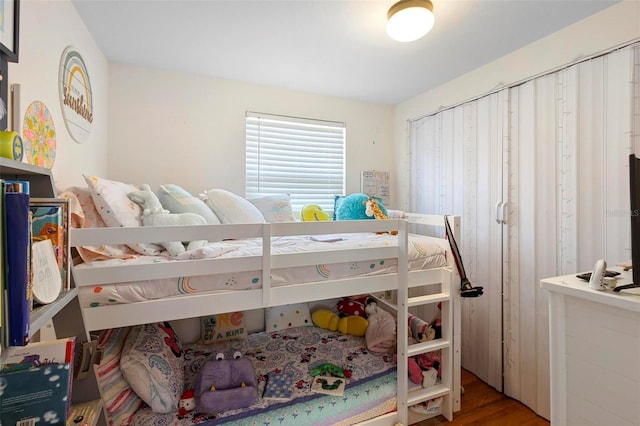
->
xmin=394 ymin=218 xmax=455 ymax=425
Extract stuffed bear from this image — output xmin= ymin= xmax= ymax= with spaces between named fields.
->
xmin=127 ymin=184 xmax=207 ymax=256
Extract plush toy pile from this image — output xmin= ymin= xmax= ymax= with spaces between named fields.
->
xmin=127 ymin=184 xmax=207 ymax=256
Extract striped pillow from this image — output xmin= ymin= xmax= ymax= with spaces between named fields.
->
xmin=95 ymin=327 xmax=142 ymax=425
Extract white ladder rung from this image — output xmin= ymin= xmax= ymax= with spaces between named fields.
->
xmin=407 ymin=339 xmax=450 ymax=357
xmin=407 ymin=384 xmax=451 ymax=406
xmin=407 ymin=293 xmax=449 ymax=308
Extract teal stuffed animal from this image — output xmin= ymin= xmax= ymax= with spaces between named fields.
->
xmin=127 ymin=184 xmax=207 ymax=256
xmin=335 ymin=193 xmax=388 ymax=221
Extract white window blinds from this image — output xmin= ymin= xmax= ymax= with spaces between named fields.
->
xmin=245 ymin=112 xmax=346 ymax=211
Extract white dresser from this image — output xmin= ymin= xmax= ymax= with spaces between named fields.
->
xmin=540 ymin=269 xmax=640 ymax=426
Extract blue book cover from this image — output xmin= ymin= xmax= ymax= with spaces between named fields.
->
xmin=4 ymin=180 xmax=29 ymax=195
xmin=0 ymin=363 xmax=71 ymax=425
xmin=263 ymin=372 xmax=293 ymax=401
xmin=5 ymin=191 xmax=31 ymax=346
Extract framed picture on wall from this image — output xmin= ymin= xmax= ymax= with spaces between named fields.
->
xmin=0 ymin=0 xmax=20 ymax=62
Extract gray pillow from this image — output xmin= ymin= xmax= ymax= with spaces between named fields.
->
xmin=157 ymin=184 xmax=221 ymax=225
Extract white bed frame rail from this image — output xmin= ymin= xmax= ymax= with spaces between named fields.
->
xmin=69 ymin=214 xmax=460 ymax=425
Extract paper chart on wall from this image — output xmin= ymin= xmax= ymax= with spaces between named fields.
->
xmin=361 ymin=170 xmax=390 ymax=206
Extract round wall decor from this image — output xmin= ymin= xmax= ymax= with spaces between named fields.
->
xmin=58 ymin=46 xmax=93 ymax=144
xmin=23 ymin=101 xmax=57 ymax=169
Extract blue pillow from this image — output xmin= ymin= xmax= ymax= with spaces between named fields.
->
xmin=334 ymin=193 xmax=387 ymax=221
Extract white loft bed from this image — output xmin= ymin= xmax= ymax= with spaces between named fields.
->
xmin=69 ymin=214 xmax=461 ymax=426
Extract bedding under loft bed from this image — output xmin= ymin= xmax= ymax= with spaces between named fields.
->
xmin=69 ymin=214 xmax=461 ymax=425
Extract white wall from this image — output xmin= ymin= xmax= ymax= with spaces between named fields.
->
xmin=394 ymin=0 xmax=640 ymax=209
xmin=108 ymin=64 xmax=395 ymax=205
xmin=8 ymin=0 xmax=109 ymax=193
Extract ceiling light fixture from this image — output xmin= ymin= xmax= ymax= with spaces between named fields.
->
xmin=386 ymin=0 xmax=435 ymax=42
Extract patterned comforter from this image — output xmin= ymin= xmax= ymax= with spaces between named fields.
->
xmin=131 ymin=326 xmax=398 ymax=425
xmin=77 ymin=232 xmax=448 ymax=309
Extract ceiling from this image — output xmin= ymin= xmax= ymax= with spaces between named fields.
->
xmin=72 ymin=0 xmax=620 ymax=105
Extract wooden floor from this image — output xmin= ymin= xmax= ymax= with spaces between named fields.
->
xmin=415 ymin=369 xmax=550 ymax=426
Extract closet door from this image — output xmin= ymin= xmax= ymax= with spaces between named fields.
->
xmin=504 ymin=77 xmax=557 ymax=418
xmin=503 ymin=45 xmax=635 ymax=419
xmin=410 ymin=90 xmax=508 ymax=392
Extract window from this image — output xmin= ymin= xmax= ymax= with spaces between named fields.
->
xmin=245 ymin=112 xmax=345 ymax=211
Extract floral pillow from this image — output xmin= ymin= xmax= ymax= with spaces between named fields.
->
xmin=83 ymin=175 xmax=162 ymax=255
xmin=120 ymin=322 xmax=184 ymax=413
xmin=249 ymin=194 xmax=296 ymax=223
xmin=59 ymin=187 xmax=136 ymax=261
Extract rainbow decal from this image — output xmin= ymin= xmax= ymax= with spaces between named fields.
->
xmin=58 ymin=46 xmax=93 ymax=143
xmin=411 ymin=242 xmax=428 ymax=256
xmin=316 ymin=264 xmax=331 ymax=278
xmin=177 ymin=277 xmax=196 ymax=294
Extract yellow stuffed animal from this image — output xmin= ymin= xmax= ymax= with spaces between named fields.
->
xmin=301 ymin=204 xmax=332 ymax=222
xmin=312 ymin=309 xmax=368 ymax=337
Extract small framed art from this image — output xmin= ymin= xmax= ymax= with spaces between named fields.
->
xmin=0 ymin=0 xmax=20 ymax=62
xmin=30 ymin=198 xmax=70 ymax=292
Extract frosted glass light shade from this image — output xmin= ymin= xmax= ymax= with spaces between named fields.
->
xmin=386 ymin=0 xmax=435 ymax=42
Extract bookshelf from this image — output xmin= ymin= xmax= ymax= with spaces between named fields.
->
xmin=0 ymin=158 xmax=56 ymax=197
xmin=1 ymin=157 xmax=104 ymax=424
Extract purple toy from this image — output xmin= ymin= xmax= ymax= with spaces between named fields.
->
xmin=194 ymin=352 xmax=258 ymax=413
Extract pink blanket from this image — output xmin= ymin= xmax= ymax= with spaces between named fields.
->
xmin=365 ymin=303 xmax=397 ymax=353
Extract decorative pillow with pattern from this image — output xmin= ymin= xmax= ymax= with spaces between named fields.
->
xmin=249 ymin=194 xmax=296 ymax=223
xmin=157 ymin=184 xmax=221 ymax=225
xmin=83 ymin=175 xmax=162 ymax=255
xmin=200 ymin=188 xmax=265 ymax=224
xmin=60 ymin=187 xmax=136 ymax=261
xmin=120 ymin=322 xmax=184 ymax=413
xmin=95 ymin=327 xmax=142 ymax=426
xmin=265 ymin=303 xmax=312 ymax=332
xmin=200 ymin=311 xmax=247 ymax=343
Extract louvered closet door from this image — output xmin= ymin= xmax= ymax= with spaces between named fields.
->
xmin=410 ymin=90 xmax=508 ymax=392
xmin=409 ymin=44 xmax=636 ymax=420
xmin=503 ymin=45 xmax=635 ymax=420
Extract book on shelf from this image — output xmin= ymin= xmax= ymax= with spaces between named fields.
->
xmin=3 ymin=180 xmax=30 ymax=195
xmin=30 ymin=198 xmax=70 ymax=292
xmin=1 ymin=337 xmax=76 ymax=424
xmin=2 ymin=336 xmax=76 ymax=371
xmin=5 ymin=186 xmax=31 ymax=346
xmin=30 ymin=239 xmax=62 ymax=305
xmin=310 ymin=375 xmax=346 ymax=396
xmin=263 ymin=372 xmax=294 ymax=401
xmin=0 ymin=180 xmax=4 ymax=340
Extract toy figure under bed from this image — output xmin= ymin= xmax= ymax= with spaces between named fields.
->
xmin=97 ymin=322 xmax=401 ymax=426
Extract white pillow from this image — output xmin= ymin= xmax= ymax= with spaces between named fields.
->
xmin=249 ymin=194 xmax=296 ymax=223
xmin=200 ymin=189 xmax=265 ymax=224
xmin=265 ymin=303 xmax=312 ymax=332
xmin=83 ymin=175 xmax=162 ymax=255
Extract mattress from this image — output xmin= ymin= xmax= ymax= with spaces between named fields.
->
xmin=78 ymin=232 xmax=448 ymax=309
xmin=130 ymin=326 xmax=398 ymax=425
